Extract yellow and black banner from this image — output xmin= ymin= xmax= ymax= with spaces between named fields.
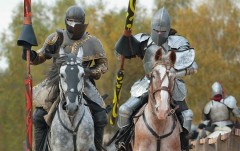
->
xmin=125 ymin=0 xmax=136 ymax=30
xmin=109 ymin=0 xmax=137 ymax=126
xmin=109 ymin=69 xmax=124 ymax=125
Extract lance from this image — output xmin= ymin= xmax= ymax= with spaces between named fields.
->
xmin=109 ymin=0 xmax=139 ymax=125
xmin=17 ymin=0 xmax=38 ymax=150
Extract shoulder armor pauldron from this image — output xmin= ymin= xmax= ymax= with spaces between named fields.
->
xmin=168 ymin=35 xmax=190 ymax=51
xmin=45 ymin=32 xmax=59 ymax=45
xmin=223 ymin=96 xmax=237 ymax=109
xmin=45 ymin=30 xmax=64 ymax=46
xmin=134 ymin=33 xmax=150 ymax=43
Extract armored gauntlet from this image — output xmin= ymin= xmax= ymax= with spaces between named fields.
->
xmin=84 ymin=58 xmax=108 ymax=80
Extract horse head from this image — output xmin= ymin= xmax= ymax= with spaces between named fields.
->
xmin=58 ymin=52 xmax=85 ymax=117
xmin=148 ymin=48 xmax=176 ymax=120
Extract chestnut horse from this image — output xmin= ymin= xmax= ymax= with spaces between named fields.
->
xmin=133 ymin=50 xmax=181 ymax=151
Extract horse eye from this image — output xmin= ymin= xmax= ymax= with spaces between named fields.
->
xmin=60 ymin=74 xmax=64 ymax=79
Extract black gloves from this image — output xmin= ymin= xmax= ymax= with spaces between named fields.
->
xmin=84 ymin=68 xmax=93 ymax=77
xmin=22 ymin=46 xmax=37 ymax=62
xmin=84 ymin=68 xmax=102 ymax=80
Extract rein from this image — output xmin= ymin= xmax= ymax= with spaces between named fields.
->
xmin=59 ymin=79 xmax=84 ymax=105
xmin=149 ymin=63 xmax=174 ymax=116
xmin=56 ymin=62 xmax=85 ymax=151
xmin=143 ymin=111 xmax=177 ymax=151
xmin=57 ymin=107 xmax=86 ymax=151
xmin=145 ymin=62 xmax=178 ymax=151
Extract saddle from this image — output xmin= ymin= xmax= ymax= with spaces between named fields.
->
xmin=107 ymin=101 xmax=147 ymax=151
xmin=44 ymin=93 xmax=111 ymax=126
xmin=107 ymin=96 xmax=181 ymax=151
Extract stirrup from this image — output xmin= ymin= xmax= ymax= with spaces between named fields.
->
xmin=116 ymin=142 xmax=126 ymax=151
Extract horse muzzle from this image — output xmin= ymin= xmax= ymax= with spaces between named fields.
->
xmin=155 ymin=105 xmax=169 ymax=120
xmin=65 ymin=93 xmax=79 ymax=116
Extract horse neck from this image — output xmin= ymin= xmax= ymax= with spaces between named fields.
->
xmin=145 ymin=97 xmax=173 ymax=134
xmin=58 ymin=98 xmax=85 ymax=126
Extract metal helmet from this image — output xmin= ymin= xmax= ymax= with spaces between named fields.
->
xmin=212 ymin=81 xmax=223 ymax=97
xmin=65 ymin=5 xmax=88 ymax=40
xmin=151 ymin=7 xmax=171 ymax=46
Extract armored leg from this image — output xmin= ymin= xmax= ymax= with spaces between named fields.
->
xmin=175 ymin=101 xmax=193 ymax=151
xmin=33 ymin=107 xmax=48 ymax=151
xmin=114 ymin=94 xmax=148 ymax=150
xmin=117 ymin=94 xmax=148 ymax=129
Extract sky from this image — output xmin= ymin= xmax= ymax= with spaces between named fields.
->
xmin=0 ymin=0 xmax=154 ymax=33
xmin=0 ymin=0 xmax=154 ymax=71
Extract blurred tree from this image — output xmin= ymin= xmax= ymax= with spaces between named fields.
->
xmin=173 ymin=0 xmax=240 ymax=122
xmin=0 ymin=1 xmax=52 ymax=150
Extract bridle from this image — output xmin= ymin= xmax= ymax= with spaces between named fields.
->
xmin=56 ymin=62 xmax=85 ymax=151
xmin=59 ymin=78 xmax=84 ymax=107
xmin=148 ymin=62 xmax=175 ymax=116
xmin=59 ymin=62 xmax=84 ymax=107
xmin=143 ymin=62 xmax=179 ymax=151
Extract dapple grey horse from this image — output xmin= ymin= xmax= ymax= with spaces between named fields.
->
xmin=47 ymin=51 xmax=95 ymax=151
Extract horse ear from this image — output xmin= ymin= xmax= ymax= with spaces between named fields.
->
xmin=155 ymin=48 xmax=162 ymax=61
xmin=77 ymin=47 xmax=83 ymax=64
xmin=169 ymin=50 xmax=176 ymax=65
xmin=59 ymin=48 xmax=65 ymax=57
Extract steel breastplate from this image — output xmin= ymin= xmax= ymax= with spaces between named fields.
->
xmin=209 ymin=101 xmax=230 ymax=123
xmin=59 ymin=30 xmax=106 ymax=62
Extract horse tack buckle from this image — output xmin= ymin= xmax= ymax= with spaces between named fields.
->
xmin=73 ymin=131 xmax=77 ymax=136
xmin=116 ymin=142 xmax=126 ymax=150
xmin=168 ymin=109 xmax=175 ymax=116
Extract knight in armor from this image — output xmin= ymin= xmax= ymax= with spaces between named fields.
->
xmin=115 ymin=7 xmax=198 ymax=151
xmin=198 ymin=81 xmax=240 ymax=134
xmin=21 ymin=5 xmax=108 ymax=151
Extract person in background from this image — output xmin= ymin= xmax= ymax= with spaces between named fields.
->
xmin=198 ymin=81 xmax=240 ymax=135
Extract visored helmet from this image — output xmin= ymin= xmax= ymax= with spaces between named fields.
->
xmin=212 ymin=81 xmax=223 ymax=97
xmin=65 ymin=5 xmax=88 ymax=40
xmin=151 ymin=7 xmax=171 ymax=46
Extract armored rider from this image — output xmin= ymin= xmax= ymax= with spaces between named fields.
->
xmin=115 ymin=7 xmax=198 ymax=151
xmin=199 ymin=81 xmax=240 ymax=133
xmin=21 ymin=5 xmax=108 ymax=151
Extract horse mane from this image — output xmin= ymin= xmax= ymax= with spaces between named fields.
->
xmin=45 ymin=55 xmax=68 ymax=99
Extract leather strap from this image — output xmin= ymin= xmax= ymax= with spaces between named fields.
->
xmin=57 ymin=107 xmax=85 ymax=151
xmin=142 ymin=111 xmax=176 ymax=151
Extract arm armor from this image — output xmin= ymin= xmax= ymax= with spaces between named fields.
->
xmin=169 ymin=61 xmax=198 ymax=78
xmin=31 ymin=31 xmax=63 ymax=65
xmin=89 ymin=58 xmax=108 ymax=80
xmin=224 ymin=96 xmax=240 ymax=118
xmin=198 ymin=108 xmax=211 ymax=129
xmin=115 ymin=33 xmax=149 ymax=59
xmin=232 ymin=108 xmax=240 ymax=118
xmin=168 ymin=35 xmax=197 ymax=78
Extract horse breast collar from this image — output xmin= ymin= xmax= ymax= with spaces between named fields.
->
xmin=149 ymin=65 xmax=177 ymax=116
xmin=145 ymin=62 xmax=179 ymax=151
xmin=142 ymin=111 xmax=177 ymax=151
xmin=57 ymin=108 xmax=86 ymax=151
